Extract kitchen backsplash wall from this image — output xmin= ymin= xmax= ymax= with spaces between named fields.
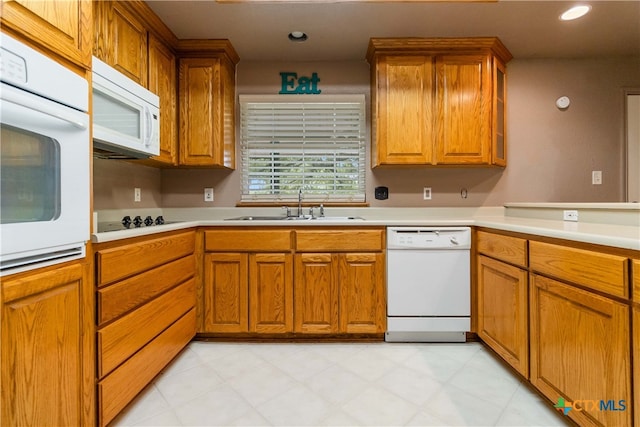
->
xmin=93 ymin=56 xmax=640 ymax=209
xmin=94 ymin=158 xmax=162 ymax=209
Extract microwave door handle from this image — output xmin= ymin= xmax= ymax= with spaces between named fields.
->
xmin=143 ymin=106 xmax=153 ymax=147
xmin=2 ymin=88 xmax=88 ymax=130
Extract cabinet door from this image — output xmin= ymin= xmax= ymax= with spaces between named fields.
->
xmin=202 ymin=253 xmax=248 ymax=332
xmin=435 ymin=54 xmax=491 ymax=165
xmin=294 ymin=253 xmax=339 ymax=333
xmin=530 ymin=274 xmax=631 ymax=427
xmin=1 ymin=0 xmax=92 ymax=68
xmin=492 ymin=58 xmax=507 ymax=166
xmin=477 ymin=255 xmax=528 ymax=377
xmin=249 ymin=253 xmax=293 ymax=333
xmin=148 ymin=34 xmax=177 ymax=165
xmin=1 ymin=263 xmax=91 ymax=426
xmin=372 ymin=55 xmax=435 ymax=166
xmin=179 ymin=57 xmax=235 ymax=168
xmin=634 ymin=306 xmax=640 ymax=427
xmin=94 ymin=1 xmax=147 ymax=86
xmin=339 ymin=253 xmax=386 ymax=333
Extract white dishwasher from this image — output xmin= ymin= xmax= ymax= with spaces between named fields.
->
xmin=386 ymin=227 xmax=471 ymax=343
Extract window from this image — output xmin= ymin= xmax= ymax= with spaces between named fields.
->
xmin=240 ymin=94 xmax=366 ymax=203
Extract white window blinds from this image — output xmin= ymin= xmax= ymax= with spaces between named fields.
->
xmin=240 ymin=94 xmax=366 ymax=203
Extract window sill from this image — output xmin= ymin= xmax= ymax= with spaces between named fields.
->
xmin=236 ymin=201 xmax=370 ymax=208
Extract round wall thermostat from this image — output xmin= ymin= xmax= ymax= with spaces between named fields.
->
xmin=556 ymin=96 xmax=571 ymax=109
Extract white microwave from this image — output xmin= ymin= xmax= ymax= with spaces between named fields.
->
xmin=92 ymin=56 xmax=160 ymax=159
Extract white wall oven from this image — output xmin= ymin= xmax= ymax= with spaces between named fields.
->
xmin=0 ymin=33 xmax=90 ymax=274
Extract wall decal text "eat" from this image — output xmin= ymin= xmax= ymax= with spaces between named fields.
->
xmin=279 ymin=72 xmax=321 ymax=94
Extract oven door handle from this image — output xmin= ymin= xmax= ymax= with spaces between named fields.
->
xmin=2 ymin=86 xmax=88 ymax=130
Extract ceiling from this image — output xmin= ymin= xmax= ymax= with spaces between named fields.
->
xmin=145 ymin=1 xmax=640 ymax=62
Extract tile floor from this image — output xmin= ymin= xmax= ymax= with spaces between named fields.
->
xmin=111 ymin=341 xmax=569 ymax=426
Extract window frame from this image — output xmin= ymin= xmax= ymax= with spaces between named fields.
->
xmin=239 ymin=94 xmax=367 ymax=204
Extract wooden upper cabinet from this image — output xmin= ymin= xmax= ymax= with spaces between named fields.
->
xmin=0 ymin=0 xmax=92 ymax=69
xmin=178 ymin=54 xmax=236 ymax=168
xmin=367 ymin=38 xmax=512 ymax=167
xmin=148 ymin=34 xmax=178 ymax=165
xmin=93 ymin=1 xmax=148 ymax=86
xmin=435 ymin=54 xmax=491 ymax=164
xmin=492 ymin=59 xmax=507 ymax=166
xmin=371 ymin=55 xmax=435 ymax=166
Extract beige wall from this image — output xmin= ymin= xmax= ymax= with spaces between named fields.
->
xmin=93 ymin=56 xmax=640 ymax=209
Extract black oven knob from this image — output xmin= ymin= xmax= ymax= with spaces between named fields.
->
xmin=155 ymin=215 xmax=165 ymax=225
xmin=133 ymin=215 xmax=143 ymax=227
xmin=122 ymin=215 xmax=132 ymax=228
xmin=144 ymin=215 xmax=153 ymax=226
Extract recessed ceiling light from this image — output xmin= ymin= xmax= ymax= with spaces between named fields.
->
xmin=560 ymin=5 xmax=592 ymax=21
xmin=288 ymin=31 xmax=308 ymax=42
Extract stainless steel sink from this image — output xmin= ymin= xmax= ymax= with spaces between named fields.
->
xmin=306 ymin=216 xmax=365 ymax=221
xmin=224 ymin=215 xmax=365 ymax=221
xmin=224 ymin=215 xmax=288 ymax=221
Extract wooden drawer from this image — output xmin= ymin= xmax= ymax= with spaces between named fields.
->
xmin=98 ymin=309 xmax=196 ymax=427
xmin=476 ymin=230 xmax=527 ymax=267
xmin=205 ymin=230 xmax=292 ymax=252
xmin=295 ymin=229 xmax=384 ymax=252
xmin=96 ymin=232 xmax=195 ymax=286
xmin=98 ymin=279 xmax=195 ymax=378
xmin=97 ymin=255 xmax=195 ymax=325
xmin=633 ymin=259 xmax=640 ymax=302
xmin=529 ymin=241 xmax=628 ymax=298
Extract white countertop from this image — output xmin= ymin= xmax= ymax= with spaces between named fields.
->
xmin=91 ymin=205 xmax=640 ymax=250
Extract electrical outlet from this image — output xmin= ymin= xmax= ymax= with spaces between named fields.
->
xmin=134 ymin=187 xmax=141 ymax=202
xmin=204 ymin=187 xmax=214 ymax=202
xmin=563 ymin=210 xmax=578 ymax=222
xmin=592 ymin=170 xmax=602 ymax=185
xmin=423 ymin=187 xmax=432 ymax=200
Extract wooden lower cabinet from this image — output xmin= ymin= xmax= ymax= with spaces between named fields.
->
xmin=98 ymin=309 xmax=195 ymax=426
xmin=95 ymin=231 xmax=196 ymax=426
xmin=202 ymin=251 xmax=294 ymax=334
xmin=633 ymin=306 xmax=639 ymax=427
xmin=202 ymin=228 xmax=385 ymax=337
xmin=203 ymin=252 xmax=249 ymax=333
xmin=338 ymin=253 xmax=386 ymax=334
xmin=529 ymin=273 xmax=631 ymax=427
xmin=477 ymin=255 xmax=528 ymax=377
xmin=293 ymin=252 xmax=385 ymax=334
xmin=294 ymin=253 xmax=339 ymax=333
xmin=249 ymin=253 xmax=293 ymax=333
xmin=1 ymin=261 xmax=93 ymax=426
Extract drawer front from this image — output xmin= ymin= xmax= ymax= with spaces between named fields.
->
xmin=97 ymin=232 xmax=195 ymax=286
xmin=98 ymin=279 xmax=195 ymax=378
xmin=296 ymin=229 xmax=384 ymax=252
xmin=633 ymin=259 xmax=640 ymax=302
xmin=529 ymin=241 xmax=628 ymax=298
xmin=476 ymin=230 xmax=527 ymax=267
xmin=97 ymin=255 xmax=195 ymax=326
xmin=205 ymin=230 xmax=292 ymax=252
xmin=98 ymin=309 xmax=196 ymax=427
